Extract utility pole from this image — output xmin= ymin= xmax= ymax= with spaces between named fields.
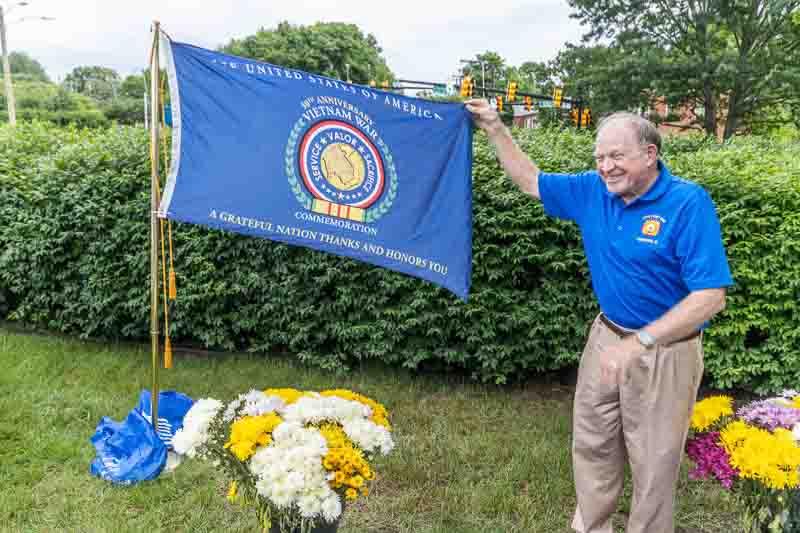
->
xmin=0 ymin=3 xmax=54 ymax=127
xmin=0 ymin=5 xmax=17 ymax=125
xmin=142 ymin=70 xmax=149 ymax=129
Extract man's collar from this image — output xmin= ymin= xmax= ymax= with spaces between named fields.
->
xmin=638 ymin=160 xmax=672 ymax=202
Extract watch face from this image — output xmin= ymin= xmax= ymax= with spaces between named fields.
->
xmin=637 ymin=331 xmax=655 ymax=348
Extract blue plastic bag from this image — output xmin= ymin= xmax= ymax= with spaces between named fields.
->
xmin=89 ymin=408 xmax=167 ymax=485
xmin=136 ymin=390 xmax=194 ymax=449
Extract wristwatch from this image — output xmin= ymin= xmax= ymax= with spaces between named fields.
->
xmin=635 ymin=330 xmax=657 ymax=349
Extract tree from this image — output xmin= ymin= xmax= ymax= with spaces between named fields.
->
xmin=547 ymin=43 xmax=649 ymax=119
xmin=461 ymin=51 xmax=507 ymax=95
xmin=5 ymin=51 xmax=49 ymax=82
xmin=0 ymin=79 xmax=106 ymax=127
xmin=63 ymin=66 xmax=120 ymax=103
xmin=220 ymin=22 xmax=393 ymax=84
xmin=1 ymin=80 xmax=92 ymax=112
xmin=518 ymin=61 xmax=552 ymax=93
xmin=119 ymin=73 xmax=146 ymax=100
xmin=567 ymin=0 xmax=800 ymax=138
xmin=102 ymin=98 xmax=143 ymax=125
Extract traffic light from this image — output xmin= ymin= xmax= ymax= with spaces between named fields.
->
xmin=506 ymin=81 xmax=518 ymax=103
xmin=460 ymin=76 xmax=473 ymax=98
xmin=524 ymin=96 xmax=533 ymax=111
xmin=381 ymin=80 xmax=390 ymax=89
xmin=369 ymin=80 xmax=376 ymax=88
xmin=495 ymin=95 xmax=503 ymax=112
xmin=571 ymin=108 xmax=579 ymax=127
xmin=581 ymin=108 xmax=592 ymax=128
xmin=553 ymin=87 xmax=563 ymax=108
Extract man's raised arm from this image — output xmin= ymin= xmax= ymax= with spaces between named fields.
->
xmin=465 ymin=98 xmax=541 ymax=200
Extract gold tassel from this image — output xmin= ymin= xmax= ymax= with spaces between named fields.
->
xmin=164 ymin=336 xmax=173 ymax=369
xmin=169 ymin=267 xmax=177 ymax=300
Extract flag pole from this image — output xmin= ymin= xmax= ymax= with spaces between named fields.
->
xmin=148 ymin=21 xmax=162 ymax=428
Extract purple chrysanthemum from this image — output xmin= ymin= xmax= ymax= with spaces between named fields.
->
xmin=736 ymin=400 xmax=800 ymax=431
xmin=685 ymin=432 xmax=738 ymax=489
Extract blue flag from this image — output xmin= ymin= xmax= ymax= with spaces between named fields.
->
xmin=158 ymin=35 xmax=473 ymax=300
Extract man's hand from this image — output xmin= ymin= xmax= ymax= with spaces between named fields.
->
xmin=465 ymin=98 xmax=504 ymax=137
xmin=598 ymin=336 xmax=648 ymax=386
xmin=464 ymin=98 xmax=541 ymax=199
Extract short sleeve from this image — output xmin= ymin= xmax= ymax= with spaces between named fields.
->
xmin=538 ymin=171 xmax=596 ymax=223
xmin=675 ymin=189 xmax=734 ymax=291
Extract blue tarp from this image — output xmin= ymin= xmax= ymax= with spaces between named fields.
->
xmin=89 ymin=390 xmax=194 ymax=484
xmin=136 ymin=390 xmax=194 ymax=450
xmin=89 ymin=409 xmax=166 ymax=485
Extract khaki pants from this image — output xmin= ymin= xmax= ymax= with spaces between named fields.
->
xmin=571 ymin=315 xmax=704 ymax=533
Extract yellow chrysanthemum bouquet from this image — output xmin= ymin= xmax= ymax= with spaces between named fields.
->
xmin=172 ymin=388 xmax=393 ymax=533
xmin=686 ymin=391 xmax=800 ymax=531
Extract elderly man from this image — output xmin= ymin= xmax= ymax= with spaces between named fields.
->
xmin=465 ymin=100 xmax=733 ymax=533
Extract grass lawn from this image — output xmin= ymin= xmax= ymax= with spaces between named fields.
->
xmin=0 ymin=328 xmax=739 ymax=532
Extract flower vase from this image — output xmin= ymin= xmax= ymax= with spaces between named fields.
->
xmin=741 ymin=489 xmax=800 ymax=533
xmin=267 ymin=517 xmax=341 ymax=533
xmin=787 ymin=489 xmax=800 ymax=530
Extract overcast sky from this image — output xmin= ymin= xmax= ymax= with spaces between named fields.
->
xmin=6 ymin=0 xmax=586 ymax=84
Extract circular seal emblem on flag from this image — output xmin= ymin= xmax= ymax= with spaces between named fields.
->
xmin=286 ymin=115 xmax=398 ymax=223
xmin=299 ymin=120 xmax=384 ymax=208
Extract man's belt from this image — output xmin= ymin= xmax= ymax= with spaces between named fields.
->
xmin=599 ymin=313 xmax=700 ymax=344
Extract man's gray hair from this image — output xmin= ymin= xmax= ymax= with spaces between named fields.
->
xmin=597 ymin=112 xmax=662 ymax=154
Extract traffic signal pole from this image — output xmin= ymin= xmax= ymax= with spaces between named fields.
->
xmin=378 ymin=74 xmax=593 ymax=128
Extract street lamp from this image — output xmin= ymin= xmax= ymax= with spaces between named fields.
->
xmin=4 ymin=1 xmax=27 ymax=14
xmin=12 ymin=15 xmax=54 ymax=23
xmin=141 ymin=69 xmax=149 ymax=129
xmin=1 ymin=1 xmax=54 ymax=126
xmin=526 ymin=72 xmax=535 ymax=92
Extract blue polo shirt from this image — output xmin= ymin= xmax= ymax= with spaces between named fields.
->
xmin=538 ymin=161 xmax=733 ymax=329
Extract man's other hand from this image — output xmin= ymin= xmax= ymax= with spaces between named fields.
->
xmin=598 ymin=336 xmax=648 ymax=386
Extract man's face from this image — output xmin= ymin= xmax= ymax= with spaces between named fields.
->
xmin=593 ymin=123 xmax=657 ymax=201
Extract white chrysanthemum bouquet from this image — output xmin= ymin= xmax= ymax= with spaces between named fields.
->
xmin=173 ymin=388 xmax=393 ymax=533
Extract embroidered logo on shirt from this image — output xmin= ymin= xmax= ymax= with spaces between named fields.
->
xmin=637 ymin=215 xmax=667 ymax=244
xmin=641 ymin=219 xmax=661 ymax=237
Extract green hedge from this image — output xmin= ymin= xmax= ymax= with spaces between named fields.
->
xmin=0 ymin=109 xmax=108 ymax=129
xmin=666 ymin=139 xmax=800 ymax=391
xmin=1 ymin=122 xmax=798 ymax=391
xmin=101 ymin=98 xmax=145 ymax=125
